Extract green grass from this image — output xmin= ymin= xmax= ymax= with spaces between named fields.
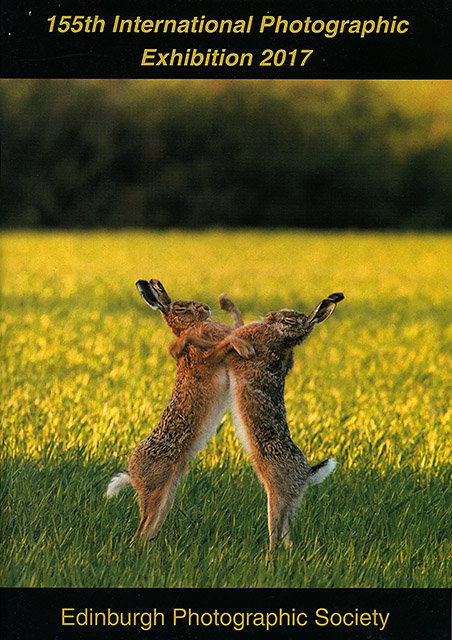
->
xmin=1 ymin=230 xmax=451 ymax=587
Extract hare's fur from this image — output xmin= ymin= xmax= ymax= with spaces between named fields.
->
xmin=106 ymin=280 xmax=251 ymax=543
xmin=210 ymin=294 xmax=343 ymax=551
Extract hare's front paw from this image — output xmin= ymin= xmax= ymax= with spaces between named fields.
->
xmin=232 ymin=337 xmax=255 ymax=359
xmin=218 ymin=293 xmax=235 ymax=312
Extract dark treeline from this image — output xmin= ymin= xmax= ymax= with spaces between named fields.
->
xmin=2 ymin=79 xmax=451 ymax=229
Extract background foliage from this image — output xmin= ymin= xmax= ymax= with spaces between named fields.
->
xmin=2 ymin=79 xmax=452 ymax=229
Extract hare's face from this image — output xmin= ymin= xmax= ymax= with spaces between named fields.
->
xmin=167 ymin=300 xmax=211 ymax=332
xmin=265 ymin=309 xmax=311 ymax=339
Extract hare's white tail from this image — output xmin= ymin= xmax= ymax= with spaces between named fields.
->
xmin=105 ymin=471 xmax=132 ymax=498
xmin=308 ymin=458 xmax=337 ymax=485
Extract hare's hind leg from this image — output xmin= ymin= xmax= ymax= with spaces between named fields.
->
xmin=142 ymin=471 xmax=182 ymax=541
xmin=131 ymin=488 xmax=165 ymax=544
xmin=265 ymin=469 xmax=305 ymax=551
xmin=132 ymin=471 xmax=183 ymax=544
xmin=280 ymin=501 xmax=302 ymax=551
xmin=267 ymin=491 xmax=296 ymax=551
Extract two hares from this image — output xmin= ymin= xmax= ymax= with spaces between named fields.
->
xmin=209 ymin=292 xmax=344 ymax=551
xmin=106 ymin=279 xmax=251 ymax=542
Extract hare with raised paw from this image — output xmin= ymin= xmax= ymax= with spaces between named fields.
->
xmin=209 ymin=292 xmax=344 ymax=551
xmin=106 ymin=279 xmax=252 ymax=544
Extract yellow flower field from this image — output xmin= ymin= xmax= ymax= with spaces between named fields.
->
xmin=2 ymin=230 xmax=451 ymax=587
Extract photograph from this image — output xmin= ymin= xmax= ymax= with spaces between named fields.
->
xmin=2 ymin=78 xmax=451 ymax=590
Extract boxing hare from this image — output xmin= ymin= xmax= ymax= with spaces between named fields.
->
xmin=106 ymin=279 xmax=252 ymax=543
xmin=209 ymin=292 xmax=344 ymax=551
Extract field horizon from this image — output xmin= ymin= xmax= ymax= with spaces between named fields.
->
xmin=2 ymin=230 xmax=451 ymax=588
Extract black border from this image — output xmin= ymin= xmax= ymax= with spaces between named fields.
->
xmin=2 ymin=0 xmax=452 ymax=79
xmin=1 ymin=588 xmax=450 ymax=639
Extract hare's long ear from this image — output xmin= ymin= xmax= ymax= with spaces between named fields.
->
xmin=136 ymin=280 xmax=170 ymax=315
xmin=307 ymin=292 xmax=344 ymax=325
xmin=149 ymin=279 xmax=172 ymax=314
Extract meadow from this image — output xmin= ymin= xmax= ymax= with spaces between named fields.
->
xmin=1 ymin=230 xmax=451 ymax=588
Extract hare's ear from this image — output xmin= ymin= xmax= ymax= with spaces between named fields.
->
xmin=307 ymin=292 xmax=344 ymax=325
xmin=136 ymin=280 xmax=170 ymax=315
xmin=149 ymin=279 xmax=172 ymax=314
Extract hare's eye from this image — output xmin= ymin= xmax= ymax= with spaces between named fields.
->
xmin=284 ymin=317 xmax=296 ymax=325
xmin=174 ymin=306 xmax=186 ymax=313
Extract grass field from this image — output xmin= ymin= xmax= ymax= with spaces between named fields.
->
xmin=1 ymin=230 xmax=451 ymax=588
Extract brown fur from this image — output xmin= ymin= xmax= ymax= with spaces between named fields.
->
xmin=106 ymin=280 xmax=252 ymax=544
xmin=208 ymin=294 xmax=343 ymax=551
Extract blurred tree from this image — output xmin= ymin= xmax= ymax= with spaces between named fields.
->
xmin=1 ymin=79 xmax=451 ymax=229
